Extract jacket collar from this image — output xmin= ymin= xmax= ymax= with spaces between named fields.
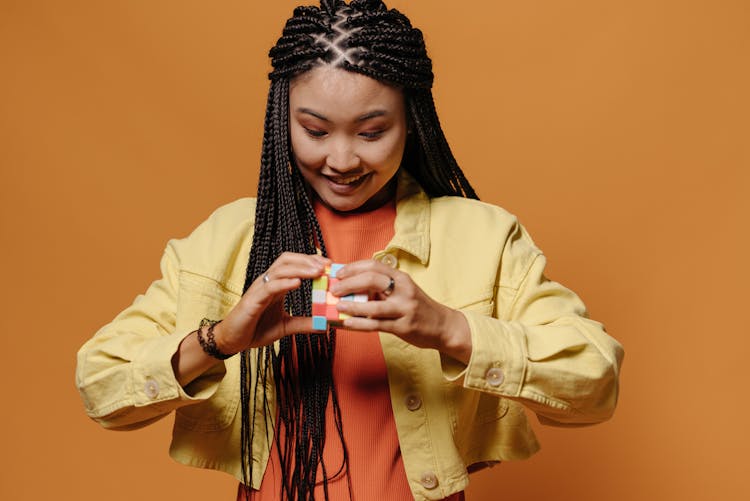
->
xmin=387 ymin=170 xmax=431 ymax=265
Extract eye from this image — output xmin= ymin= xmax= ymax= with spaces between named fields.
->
xmin=359 ymin=130 xmax=384 ymax=140
xmin=304 ymin=127 xmax=327 ymax=138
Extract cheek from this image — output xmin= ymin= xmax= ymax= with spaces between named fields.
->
xmin=362 ymin=136 xmax=406 ymax=169
xmin=290 ymin=133 xmax=324 ymax=169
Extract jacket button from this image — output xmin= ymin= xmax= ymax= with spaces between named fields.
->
xmin=420 ymin=471 xmax=439 ymax=490
xmin=405 ymin=394 xmax=422 ymax=411
xmin=379 ymin=253 xmax=398 ymax=269
xmin=144 ymin=378 xmax=160 ymax=399
xmin=485 ymin=368 xmax=504 ymax=387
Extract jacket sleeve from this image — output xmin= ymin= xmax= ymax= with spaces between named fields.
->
xmin=75 ymin=240 xmax=226 ymax=431
xmin=444 ymin=222 xmax=624 ymax=425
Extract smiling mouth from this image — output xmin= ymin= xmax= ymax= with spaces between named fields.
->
xmin=326 ymin=173 xmax=370 ymax=186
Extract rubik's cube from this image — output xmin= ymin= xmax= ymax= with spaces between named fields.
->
xmin=312 ymin=263 xmax=368 ymax=331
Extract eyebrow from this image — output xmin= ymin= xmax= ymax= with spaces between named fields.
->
xmin=296 ymin=108 xmax=388 ymax=122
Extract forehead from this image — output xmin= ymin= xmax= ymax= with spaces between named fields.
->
xmin=289 ymin=66 xmax=404 ymax=118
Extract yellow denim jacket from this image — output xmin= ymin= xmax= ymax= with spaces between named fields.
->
xmin=76 ymin=174 xmax=623 ymax=501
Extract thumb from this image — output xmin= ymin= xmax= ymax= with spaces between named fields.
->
xmin=284 ymin=315 xmax=326 ymax=335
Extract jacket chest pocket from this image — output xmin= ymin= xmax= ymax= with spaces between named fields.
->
xmin=174 ymin=271 xmax=241 ymax=333
xmin=174 ymin=271 xmax=242 ymax=431
xmin=425 ymin=279 xmax=495 ymax=317
xmin=457 ymin=296 xmax=495 ymax=316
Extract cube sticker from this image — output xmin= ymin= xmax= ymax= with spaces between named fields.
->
xmin=311 ymin=263 xmax=368 ymax=330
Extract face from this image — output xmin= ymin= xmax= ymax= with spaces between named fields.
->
xmin=289 ymin=66 xmax=408 ymax=212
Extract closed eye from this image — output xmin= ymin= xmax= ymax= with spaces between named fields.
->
xmin=359 ymin=130 xmax=384 ymax=139
xmin=304 ymin=127 xmax=327 ymax=138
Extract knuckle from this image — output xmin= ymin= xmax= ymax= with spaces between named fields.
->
xmin=279 ymin=251 xmax=294 ymax=261
xmin=404 ymin=315 xmax=419 ymax=332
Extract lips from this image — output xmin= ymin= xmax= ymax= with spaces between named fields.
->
xmin=327 ymin=174 xmax=367 ymax=185
xmin=324 ymin=172 xmax=371 ymax=193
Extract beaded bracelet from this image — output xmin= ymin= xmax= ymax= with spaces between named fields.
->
xmin=197 ymin=318 xmax=232 ymax=360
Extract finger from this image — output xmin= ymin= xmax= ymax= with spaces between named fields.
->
xmin=330 ymin=271 xmax=397 ymax=297
xmin=274 ymin=252 xmax=331 ymax=268
xmin=263 ymin=262 xmax=328 ymax=283
xmin=261 ymin=277 xmax=303 ymax=296
xmin=335 ymin=259 xmax=394 ymax=279
xmin=243 ymin=277 xmax=302 ymax=312
xmin=341 ymin=316 xmax=399 ymax=333
xmin=284 ymin=315 xmax=323 ymax=334
xmin=336 ymin=299 xmax=402 ymax=319
xmin=249 ymin=315 xmax=321 ymax=349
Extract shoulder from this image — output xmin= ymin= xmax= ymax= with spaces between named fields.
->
xmin=428 ymin=196 xmax=542 ymax=288
xmin=429 ymin=196 xmax=525 ymax=243
xmin=175 ymin=197 xmax=256 ymax=249
xmin=198 ymin=197 xmax=257 ymax=232
xmin=167 ymin=198 xmax=257 ymax=292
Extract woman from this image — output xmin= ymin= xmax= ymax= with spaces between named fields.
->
xmin=76 ymin=1 xmax=624 ymax=500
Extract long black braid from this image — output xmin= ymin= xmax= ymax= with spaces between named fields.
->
xmin=239 ymin=1 xmax=478 ymax=500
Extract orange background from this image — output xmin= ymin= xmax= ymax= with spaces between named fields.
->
xmin=1 ymin=0 xmax=748 ymax=499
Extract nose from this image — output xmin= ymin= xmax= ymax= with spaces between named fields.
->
xmin=326 ymin=137 xmax=360 ymax=173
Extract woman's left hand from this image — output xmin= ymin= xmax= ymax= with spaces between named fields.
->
xmin=330 ymin=260 xmax=473 ymax=364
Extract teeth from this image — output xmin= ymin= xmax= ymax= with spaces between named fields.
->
xmin=332 ymin=175 xmax=364 ymax=185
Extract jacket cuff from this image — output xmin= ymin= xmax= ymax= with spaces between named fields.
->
xmin=131 ymin=330 xmax=226 ymax=408
xmin=458 ymin=310 xmax=527 ymax=397
xmin=439 ymin=351 xmax=468 ymax=383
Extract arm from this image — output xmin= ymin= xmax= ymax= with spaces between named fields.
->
xmin=334 ymin=220 xmax=623 ymax=425
xmin=451 ymin=225 xmax=624 ymax=425
xmin=75 ymin=242 xmax=226 ymax=430
xmin=76 ymin=216 xmax=330 ymax=431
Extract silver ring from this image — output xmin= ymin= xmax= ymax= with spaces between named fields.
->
xmin=382 ymin=277 xmax=395 ymax=297
xmin=262 ymin=273 xmax=271 ymax=284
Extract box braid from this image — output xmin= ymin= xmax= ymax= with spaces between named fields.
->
xmin=239 ymin=1 xmax=478 ymax=500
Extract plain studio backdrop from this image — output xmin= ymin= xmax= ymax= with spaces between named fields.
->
xmin=1 ymin=1 xmax=747 ymax=499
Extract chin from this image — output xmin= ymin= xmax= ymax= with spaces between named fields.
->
xmin=322 ymin=197 xmax=365 ymax=213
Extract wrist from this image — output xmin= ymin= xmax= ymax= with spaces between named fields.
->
xmin=197 ymin=319 xmax=234 ymax=360
xmin=211 ymin=321 xmax=244 ymax=355
xmin=439 ymin=309 xmax=472 ymax=365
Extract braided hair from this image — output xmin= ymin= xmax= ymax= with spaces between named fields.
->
xmin=240 ymin=1 xmax=477 ymax=499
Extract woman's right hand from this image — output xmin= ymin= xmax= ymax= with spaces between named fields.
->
xmin=213 ymin=252 xmax=331 ymax=354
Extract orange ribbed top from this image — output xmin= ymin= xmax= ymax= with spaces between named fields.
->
xmin=243 ymin=197 xmax=462 ymax=501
